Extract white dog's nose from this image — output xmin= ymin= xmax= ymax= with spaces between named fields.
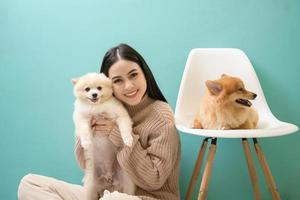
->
xmin=92 ymin=93 xmax=98 ymax=98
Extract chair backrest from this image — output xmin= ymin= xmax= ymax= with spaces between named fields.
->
xmin=175 ymin=48 xmax=276 ymax=128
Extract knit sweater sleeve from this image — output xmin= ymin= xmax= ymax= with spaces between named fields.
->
xmin=109 ymin=109 xmax=180 ymax=191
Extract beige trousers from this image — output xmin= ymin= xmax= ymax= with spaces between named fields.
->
xmin=18 ymin=173 xmax=84 ymax=200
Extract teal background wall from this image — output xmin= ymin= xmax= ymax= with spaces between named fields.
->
xmin=1 ymin=0 xmax=300 ymax=199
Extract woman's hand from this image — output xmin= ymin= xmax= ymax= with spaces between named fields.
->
xmin=91 ymin=112 xmax=116 ymax=136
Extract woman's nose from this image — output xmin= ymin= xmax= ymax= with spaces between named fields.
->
xmin=124 ymin=80 xmax=134 ymax=90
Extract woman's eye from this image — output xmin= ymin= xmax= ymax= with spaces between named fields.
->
xmin=97 ymin=86 xmax=102 ymax=91
xmin=129 ymin=73 xmax=138 ymax=79
xmin=113 ymin=79 xmax=122 ymax=84
xmin=85 ymin=87 xmax=90 ymax=92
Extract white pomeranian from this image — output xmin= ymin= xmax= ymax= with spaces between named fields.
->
xmin=72 ymin=72 xmax=135 ymax=200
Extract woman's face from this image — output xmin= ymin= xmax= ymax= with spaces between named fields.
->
xmin=108 ymin=59 xmax=147 ymax=106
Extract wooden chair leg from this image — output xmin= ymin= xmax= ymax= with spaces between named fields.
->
xmin=253 ymin=138 xmax=281 ymax=200
xmin=198 ymin=138 xmax=217 ymax=200
xmin=242 ymin=138 xmax=261 ymax=200
xmin=185 ymin=138 xmax=209 ymax=200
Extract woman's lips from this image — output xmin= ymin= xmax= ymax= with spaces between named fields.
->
xmin=124 ymin=90 xmax=138 ymax=98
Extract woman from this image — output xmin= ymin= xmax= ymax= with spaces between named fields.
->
xmin=18 ymin=43 xmax=181 ymax=200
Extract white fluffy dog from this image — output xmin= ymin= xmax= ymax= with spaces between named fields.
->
xmin=72 ymin=73 xmax=135 ymax=200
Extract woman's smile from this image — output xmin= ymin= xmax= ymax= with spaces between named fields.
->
xmin=124 ymin=89 xmax=138 ymax=98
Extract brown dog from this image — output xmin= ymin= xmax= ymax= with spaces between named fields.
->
xmin=193 ymin=74 xmax=258 ymax=130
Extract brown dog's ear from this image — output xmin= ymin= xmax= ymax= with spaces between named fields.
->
xmin=221 ymin=73 xmax=228 ymax=78
xmin=71 ymin=78 xmax=78 ymax=85
xmin=206 ymin=80 xmax=222 ymax=95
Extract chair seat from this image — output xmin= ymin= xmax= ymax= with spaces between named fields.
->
xmin=176 ymin=117 xmax=299 ymax=138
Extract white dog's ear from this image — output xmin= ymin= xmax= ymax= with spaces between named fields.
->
xmin=71 ymin=78 xmax=78 ymax=85
xmin=206 ymin=80 xmax=222 ymax=95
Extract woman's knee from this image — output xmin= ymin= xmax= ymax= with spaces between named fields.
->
xmin=18 ymin=173 xmax=35 ymax=199
xmin=20 ymin=173 xmax=34 ymax=183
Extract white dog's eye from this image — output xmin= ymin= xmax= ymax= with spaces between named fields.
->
xmin=97 ymin=86 xmax=102 ymax=91
xmin=85 ymin=87 xmax=90 ymax=92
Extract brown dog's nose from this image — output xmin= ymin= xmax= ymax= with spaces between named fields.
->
xmin=253 ymin=93 xmax=257 ymax=99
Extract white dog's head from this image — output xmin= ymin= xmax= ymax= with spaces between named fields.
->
xmin=72 ymin=73 xmax=113 ymax=105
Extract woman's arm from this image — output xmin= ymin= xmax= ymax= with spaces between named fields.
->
xmin=109 ymin=121 xmax=180 ymax=191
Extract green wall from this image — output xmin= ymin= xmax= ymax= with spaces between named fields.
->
xmin=1 ymin=0 xmax=299 ymax=199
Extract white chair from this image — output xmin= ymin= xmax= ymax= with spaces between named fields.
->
xmin=175 ymin=48 xmax=298 ymax=200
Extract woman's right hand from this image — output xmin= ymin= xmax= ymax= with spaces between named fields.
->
xmin=91 ymin=112 xmax=116 ymax=136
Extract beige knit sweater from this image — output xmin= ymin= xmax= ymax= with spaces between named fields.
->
xmin=75 ymin=96 xmax=181 ymax=200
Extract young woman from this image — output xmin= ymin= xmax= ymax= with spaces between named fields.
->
xmin=18 ymin=44 xmax=181 ymax=200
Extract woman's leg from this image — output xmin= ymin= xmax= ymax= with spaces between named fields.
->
xmin=18 ymin=173 xmax=84 ymax=200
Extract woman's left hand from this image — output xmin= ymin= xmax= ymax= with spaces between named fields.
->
xmin=91 ymin=112 xmax=116 ymax=136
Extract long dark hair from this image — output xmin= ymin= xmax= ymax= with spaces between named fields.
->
xmin=100 ymin=43 xmax=167 ymax=103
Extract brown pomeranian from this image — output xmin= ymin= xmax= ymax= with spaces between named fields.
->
xmin=193 ymin=74 xmax=258 ymax=130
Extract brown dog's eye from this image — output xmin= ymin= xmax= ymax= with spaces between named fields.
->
xmin=85 ymin=87 xmax=90 ymax=92
xmin=97 ymin=86 xmax=102 ymax=91
xmin=238 ymin=88 xmax=244 ymax=92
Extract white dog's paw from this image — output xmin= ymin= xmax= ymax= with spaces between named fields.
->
xmin=123 ymin=136 xmax=133 ymax=147
xmin=81 ymin=139 xmax=92 ymax=149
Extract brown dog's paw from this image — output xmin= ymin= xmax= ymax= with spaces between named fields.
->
xmin=193 ymin=118 xmax=203 ymax=129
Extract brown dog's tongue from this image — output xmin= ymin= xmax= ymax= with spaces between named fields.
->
xmin=236 ymin=99 xmax=252 ymax=107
